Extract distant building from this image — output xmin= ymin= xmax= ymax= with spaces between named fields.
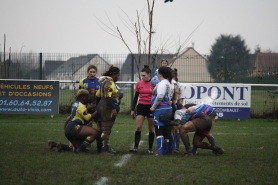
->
xmin=253 ymin=52 xmax=278 ymax=76
xmin=45 ymin=54 xmax=110 ymax=89
xmin=170 ymin=47 xmax=212 ymax=82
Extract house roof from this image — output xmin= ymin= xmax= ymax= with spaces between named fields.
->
xmin=45 ymin=54 xmax=103 ymax=77
xmin=172 ymin=47 xmax=207 ymax=62
xmin=44 ymin=60 xmax=65 ymax=77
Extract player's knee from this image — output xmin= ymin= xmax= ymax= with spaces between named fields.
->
xmin=102 ymin=126 xmax=112 ymax=135
xmin=193 ymin=140 xmax=201 ymax=147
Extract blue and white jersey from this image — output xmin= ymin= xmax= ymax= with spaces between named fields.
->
xmin=177 ymin=82 xmax=185 ymax=99
xmin=151 ymin=79 xmax=174 ymax=126
xmin=151 ymin=79 xmax=173 ymax=107
xmin=174 ymin=104 xmax=214 ymax=124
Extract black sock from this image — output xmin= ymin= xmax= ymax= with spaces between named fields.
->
xmin=134 ymin=131 xmax=141 ymax=148
xmin=96 ymin=131 xmax=102 ymax=153
xmin=149 ymin=132 xmax=154 ymax=149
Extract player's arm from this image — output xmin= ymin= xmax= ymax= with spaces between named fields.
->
xmin=79 ymin=78 xmax=85 ymax=89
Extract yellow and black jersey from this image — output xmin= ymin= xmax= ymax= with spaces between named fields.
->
xmin=96 ymin=79 xmax=120 ymax=103
xmin=70 ymin=100 xmax=91 ymax=125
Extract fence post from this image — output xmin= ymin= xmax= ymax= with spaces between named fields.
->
xmin=39 ymin=53 xmax=42 ymax=80
xmin=224 ymin=55 xmax=227 ymax=83
xmin=131 ymin=54 xmax=135 ymax=109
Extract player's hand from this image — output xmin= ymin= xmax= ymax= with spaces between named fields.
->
xmin=107 ymin=76 xmax=113 ymax=81
xmin=186 ymin=107 xmax=194 ymax=113
xmin=91 ymin=111 xmax=98 ymax=118
xmin=168 ymin=100 xmax=172 ymax=105
xmin=112 ymin=109 xmax=117 ymax=116
xmin=131 ymin=110 xmax=135 ymax=119
xmin=87 ymin=121 xmax=93 ymax=126
xmin=150 ymin=107 xmax=155 ymax=112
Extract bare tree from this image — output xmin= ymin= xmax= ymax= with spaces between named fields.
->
xmin=95 ymin=0 xmax=200 ymax=79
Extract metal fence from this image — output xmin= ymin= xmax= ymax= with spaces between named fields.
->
xmin=1 ymin=52 xmax=278 ymax=118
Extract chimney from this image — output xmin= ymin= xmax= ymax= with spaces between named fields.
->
xmin=192 ymin=42 xmax=195 ymax=48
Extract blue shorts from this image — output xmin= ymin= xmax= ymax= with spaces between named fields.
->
xmin=152 ymin=105 xmax=172 ymax=127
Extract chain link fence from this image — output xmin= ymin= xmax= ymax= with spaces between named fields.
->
xmin=1 ymin=52 xmax=278 ymax=118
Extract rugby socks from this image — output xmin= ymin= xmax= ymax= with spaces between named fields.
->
xmin=134 ymin=131 xmax=141 ymax=149
xmin=101 ymin=133 xmax=109 ymax=152
xmin=156 ymin=136 xmax=164 ymax=155
xmin=163 ymin=139 xmax=169 ymax=155
xmin=79 ymin=136 xmax=94 ymax=152
xmin=192 ymin=146 xmax=197 ymax=154
xmin=101 ymin=126 xmax=112 ymax=153
xmin=167 ymin=135 xmax=175 ymax=154
xmin=148 ymin=132 xmax=154 ymax=150
xmin=96 ymin=131 xmax=102 ymax=153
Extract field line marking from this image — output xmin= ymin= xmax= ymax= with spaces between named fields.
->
xmin=114 ymin=141 xmax=144 ymax=167
xmin=94 ymin=177 xmax=108 ymax=185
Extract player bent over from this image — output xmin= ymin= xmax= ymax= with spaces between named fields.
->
xmin=48 ymin=90 xmax=100 ymax=152
xmin=160 ymin=104 xmax=224 ymax=156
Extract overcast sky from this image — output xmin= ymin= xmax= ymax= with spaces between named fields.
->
xmin=1 ymin=0 xmax=278 ymax=55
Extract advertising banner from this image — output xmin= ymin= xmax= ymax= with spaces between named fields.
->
xmin=0 ymin=80 xmax=59 ymax=114
xmin=180 ymin=83 xmax=251 ymax=118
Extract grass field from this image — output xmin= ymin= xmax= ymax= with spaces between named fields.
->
xmin=0 ymin=114 xmax=278 ymax=185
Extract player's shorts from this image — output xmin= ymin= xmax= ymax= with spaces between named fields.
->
xmin=64 ymin=121 xmax=83 ymax=142
xmin=64 ymin=119 xmax=70 ymax=130
xmin=96 ymin=98 xmax=120 ymax=122
xmin=136 ymin=104 xmax=153 ymax=118
xmin=208 ymin=110 xmax=217 ymax=119
xmin=152 ymin=105 xmax=172 ymax=127
xmin=191 ymin=113 xmax=212 ymax=136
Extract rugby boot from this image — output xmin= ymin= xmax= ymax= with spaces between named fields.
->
xmin=47 ymin=140 xmax=57 ymax=150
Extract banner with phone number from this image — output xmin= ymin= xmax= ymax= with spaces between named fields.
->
xmin=0 ymin=80 xmax=59 ymax=114
xmin=180 ymin=83 xmax=251 ymax=119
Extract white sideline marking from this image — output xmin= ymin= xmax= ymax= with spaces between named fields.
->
xmin=216 ymin=132 xmax=264 ymax=136
xmin=227 ymin=146 xmax=265 ymax=150
xmin=114 ymin=141 xmax=144 ymax=167
xmin=114 ymin=154 xmax=132 ymax=167
xmin=95 ymin=177 xmax=108 ymax=185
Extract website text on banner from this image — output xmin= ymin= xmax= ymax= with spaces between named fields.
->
xmin=180 ymin=83 xmax=251 ymax=119
xmin=0 ymin=80 xmax=59 ymax=114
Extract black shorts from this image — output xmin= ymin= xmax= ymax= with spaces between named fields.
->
xmin=136 ymin=104 xmax=153 ymax=118
xmin=64 ymin=121 xmax=83 ymax=142
xmin=191 ymin=114 xmax=212 ymax=136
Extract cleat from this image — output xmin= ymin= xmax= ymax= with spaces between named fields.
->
xmin=108 ymin=146 xmax=116 ymax=153
xmin=154 ymin=152 xmax=162 ymax=156
xmin=148 ymin=149 xmax=154 ymax=154
xmin=129 ymin=148 xmax=138 ymax=153
xmin=56 ymin=142 xmax=62 ymax=152
xmin=77 ymin=148 xmax=89 ymax=153
xmin=173 ymin=148 xmax=180 ymax=153
xmin=47 ymin=140 xmax=56 ymax=150
xmin=214 ymin=147 xmax=224 ymax=155
xmin=183 ymin=152 xmax=193 ymax=157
